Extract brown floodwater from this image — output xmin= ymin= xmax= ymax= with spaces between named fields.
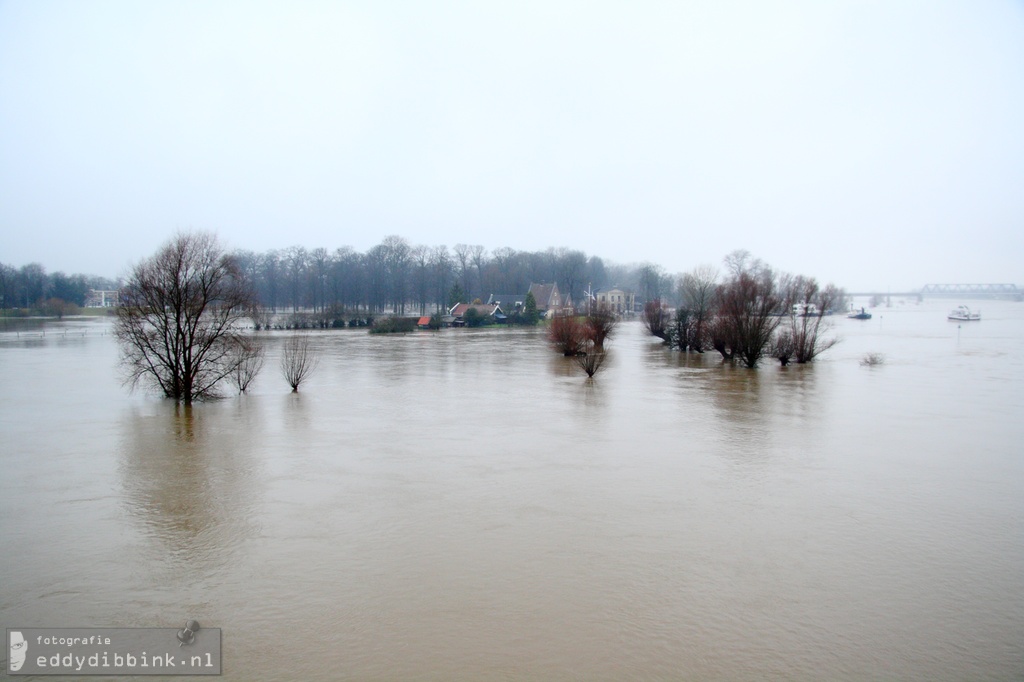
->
xmin=1 ymin=300 xmax=1022 ymax=680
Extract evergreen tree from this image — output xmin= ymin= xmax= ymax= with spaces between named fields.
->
xmin=447 ymin=282 xmax=465 ymax=310
xmin=523 ymin=291 xmax=540 ymax=325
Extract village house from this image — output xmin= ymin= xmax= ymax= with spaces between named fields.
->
xmin=594 ymin=288 xmax=636 ymax=315
xmin=528 ymin=282 xmax=573 ymax=318
xmin=448 ymin=302 xmax=505 ymax=326
xmin=486 ymin=293 xmax=528 ymax=312
xmin=85 ymin=289 xmax=120 ymax=307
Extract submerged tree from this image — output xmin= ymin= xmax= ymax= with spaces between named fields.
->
xmin=574 ymin=344 xmax=608 ymax=378
xmin=678 ymin=264 xmax=718 ymax=352
xmin=711 ymin=264 xmax=784 ymax=368
xmin=281 ymin=334 xmax=319 ymax=391
xmin=786 ymin=278 xmax=840 ymax=363
xmin=115 ymin=232 xmax=262 ymax=403
xmin=668 ymin=307 xmax=692 ymax=351
xmin=40 ymin=297 xmax=79 ymax=319
xmin=584 ymin=303 xmax=617 ymax=350
xmin=228 ymin=338 xmax=265 ymax=393
xmin=642 ymin=299 xmax=671 ymax=343
xmin=548 ymin=313 xmax=587 ymax=356
xmin=770 ymin=328 xmax=796 ymax=366
xmin=860 ymin=352 xmax=885 ymax=366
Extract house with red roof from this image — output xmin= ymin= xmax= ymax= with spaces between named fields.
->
xmin=448 ymin=302 xmax=505 ymax=326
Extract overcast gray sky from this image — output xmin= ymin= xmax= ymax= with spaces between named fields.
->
xmin=2 ymin=0 xmax=1022 ymax=291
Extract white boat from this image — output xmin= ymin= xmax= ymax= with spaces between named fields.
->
xmin=947 ymin=305 xmax=981 ymax=321
xmin=792 ymin=303 xmax=820 ymax=317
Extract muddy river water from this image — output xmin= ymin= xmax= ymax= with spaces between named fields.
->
xmin=2 ymin=299 xmax=1022 ymax=680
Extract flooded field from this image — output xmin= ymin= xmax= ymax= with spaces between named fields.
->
xmin=1 ymin=299 xmax=1022 ymax=680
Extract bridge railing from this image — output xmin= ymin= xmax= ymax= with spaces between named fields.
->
xmin=920 ymin=284 xmax=1019 ymax=295
xmin=845 ymin=284 xmax=1021 ymax=300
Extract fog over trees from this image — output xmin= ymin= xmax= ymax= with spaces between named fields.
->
xmin=216 ymin=237 xmax=669 ymax=318
xmin=1 ymin=236 xmax=629 ymax=317
xmin=5 ymin=238 xmax=841 ymax=373
xmin=0 ymin=261 xmax=117 ymax=312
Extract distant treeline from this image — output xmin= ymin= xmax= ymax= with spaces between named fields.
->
xmin=2 ymin=237 xmax=678 ymax=315
xmin=0 ymin=262 xmax=118 ymax=312
xmin=2 ymin=237 xmax=839 ymax=322
xmin=219 ymin=236 xmax=676 ymax=315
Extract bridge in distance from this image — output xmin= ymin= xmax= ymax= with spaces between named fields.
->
xmin=845 ymin=284 xmax=1022 ymax=301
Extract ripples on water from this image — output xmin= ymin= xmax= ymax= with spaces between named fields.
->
xmin=1 ymin=302 xmax=1022 ymax=680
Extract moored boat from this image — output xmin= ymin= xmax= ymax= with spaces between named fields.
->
xmin=793 ymin=303 xmax=824 ymax=317
xmin=948 ymin=305 xmax=981 ymax=321
xmin=847 ymin=307 xmax=871 ymax=320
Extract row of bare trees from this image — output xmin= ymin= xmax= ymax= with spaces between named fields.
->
xmin=5 ymin=235 xmax=693 ymax=323
xmin=0 ymin=261 xmax=118 ymax=311
xmin=228 ymin=238 xmax=659 ymax=318
xmin=114 ymin=234 xmax=840 ymax=401
xmin=115 ymin=232 xmax=321 ymax=403
xmin=111 ymin=231 xmax=678 ymax=400
xmin=643 ymin=251 xmax=841 ymax=368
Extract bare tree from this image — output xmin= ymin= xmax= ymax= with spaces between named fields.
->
xmin=548 ymin=314 xmax=587 ymax=356
xmin=228 ymin=339 xmax=265 ymax=392
xmin=0 ymin=262 xmax=17 ymax=308
xmin=712 ymin=265 xmax=784 ymax=368
xmin=453 ymin=244 xmax=472 ymax=300
xmin=283 ymin=245 xmax=309 ymax=312
xmin=791 ymin=280 xmax=840 ymax=363
xmin=250 ymin=306 xmax=276 ymax=330
xmin=642 ymin=299 xmax=671 ymax=343
xmin=723 ymin=249 xmax=760 ymax=277
xmin=16 ymin=262 xmax=48 ymax=308
xmin=411 ymin=245 xmax=430 ymax=315
xmin=554 ymin=248 xmax=587 ymax=305
xmin=490 ymin=247 xmax=516 ymax=292
xmin=584 ymin=303 xmax=617 ymax=349
xmin=679 ymin=264 xmax=718 ymax=352
xmin=637 ymin=263 xmax=667 ymax=304
xmin=281 ymin=334 xmax=319 ymax=391
xmin=40 ymin=297 xmax=78 ymax=319
xmin=770 ymin=328 xmax=796 ymax=366
xmin=381 ymin=235 xmax=411 ymax=314
xmin=468 ymin=244 xmax=487 ymax=298
xmin=115 ymin=232 xmax=261 ymax=403
xmin=430 ymin=245 xmax=454 ymax=312
xmin=574 ymin=345 xmax=608 ymax=378
xmin=308 ymin=247 xmax=331 ymax=313
xmin=364 ymin=244 xmax=388 ymax=313
xmin=586 ymin=255 xmax=607 ymax=291
xmin=259 ymin=250 xmax=282 ymax=312
xmin=330 ymin=246 xmax=360 ymax=313
xmin=860 ymin=352 xmax=885 ymax=366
